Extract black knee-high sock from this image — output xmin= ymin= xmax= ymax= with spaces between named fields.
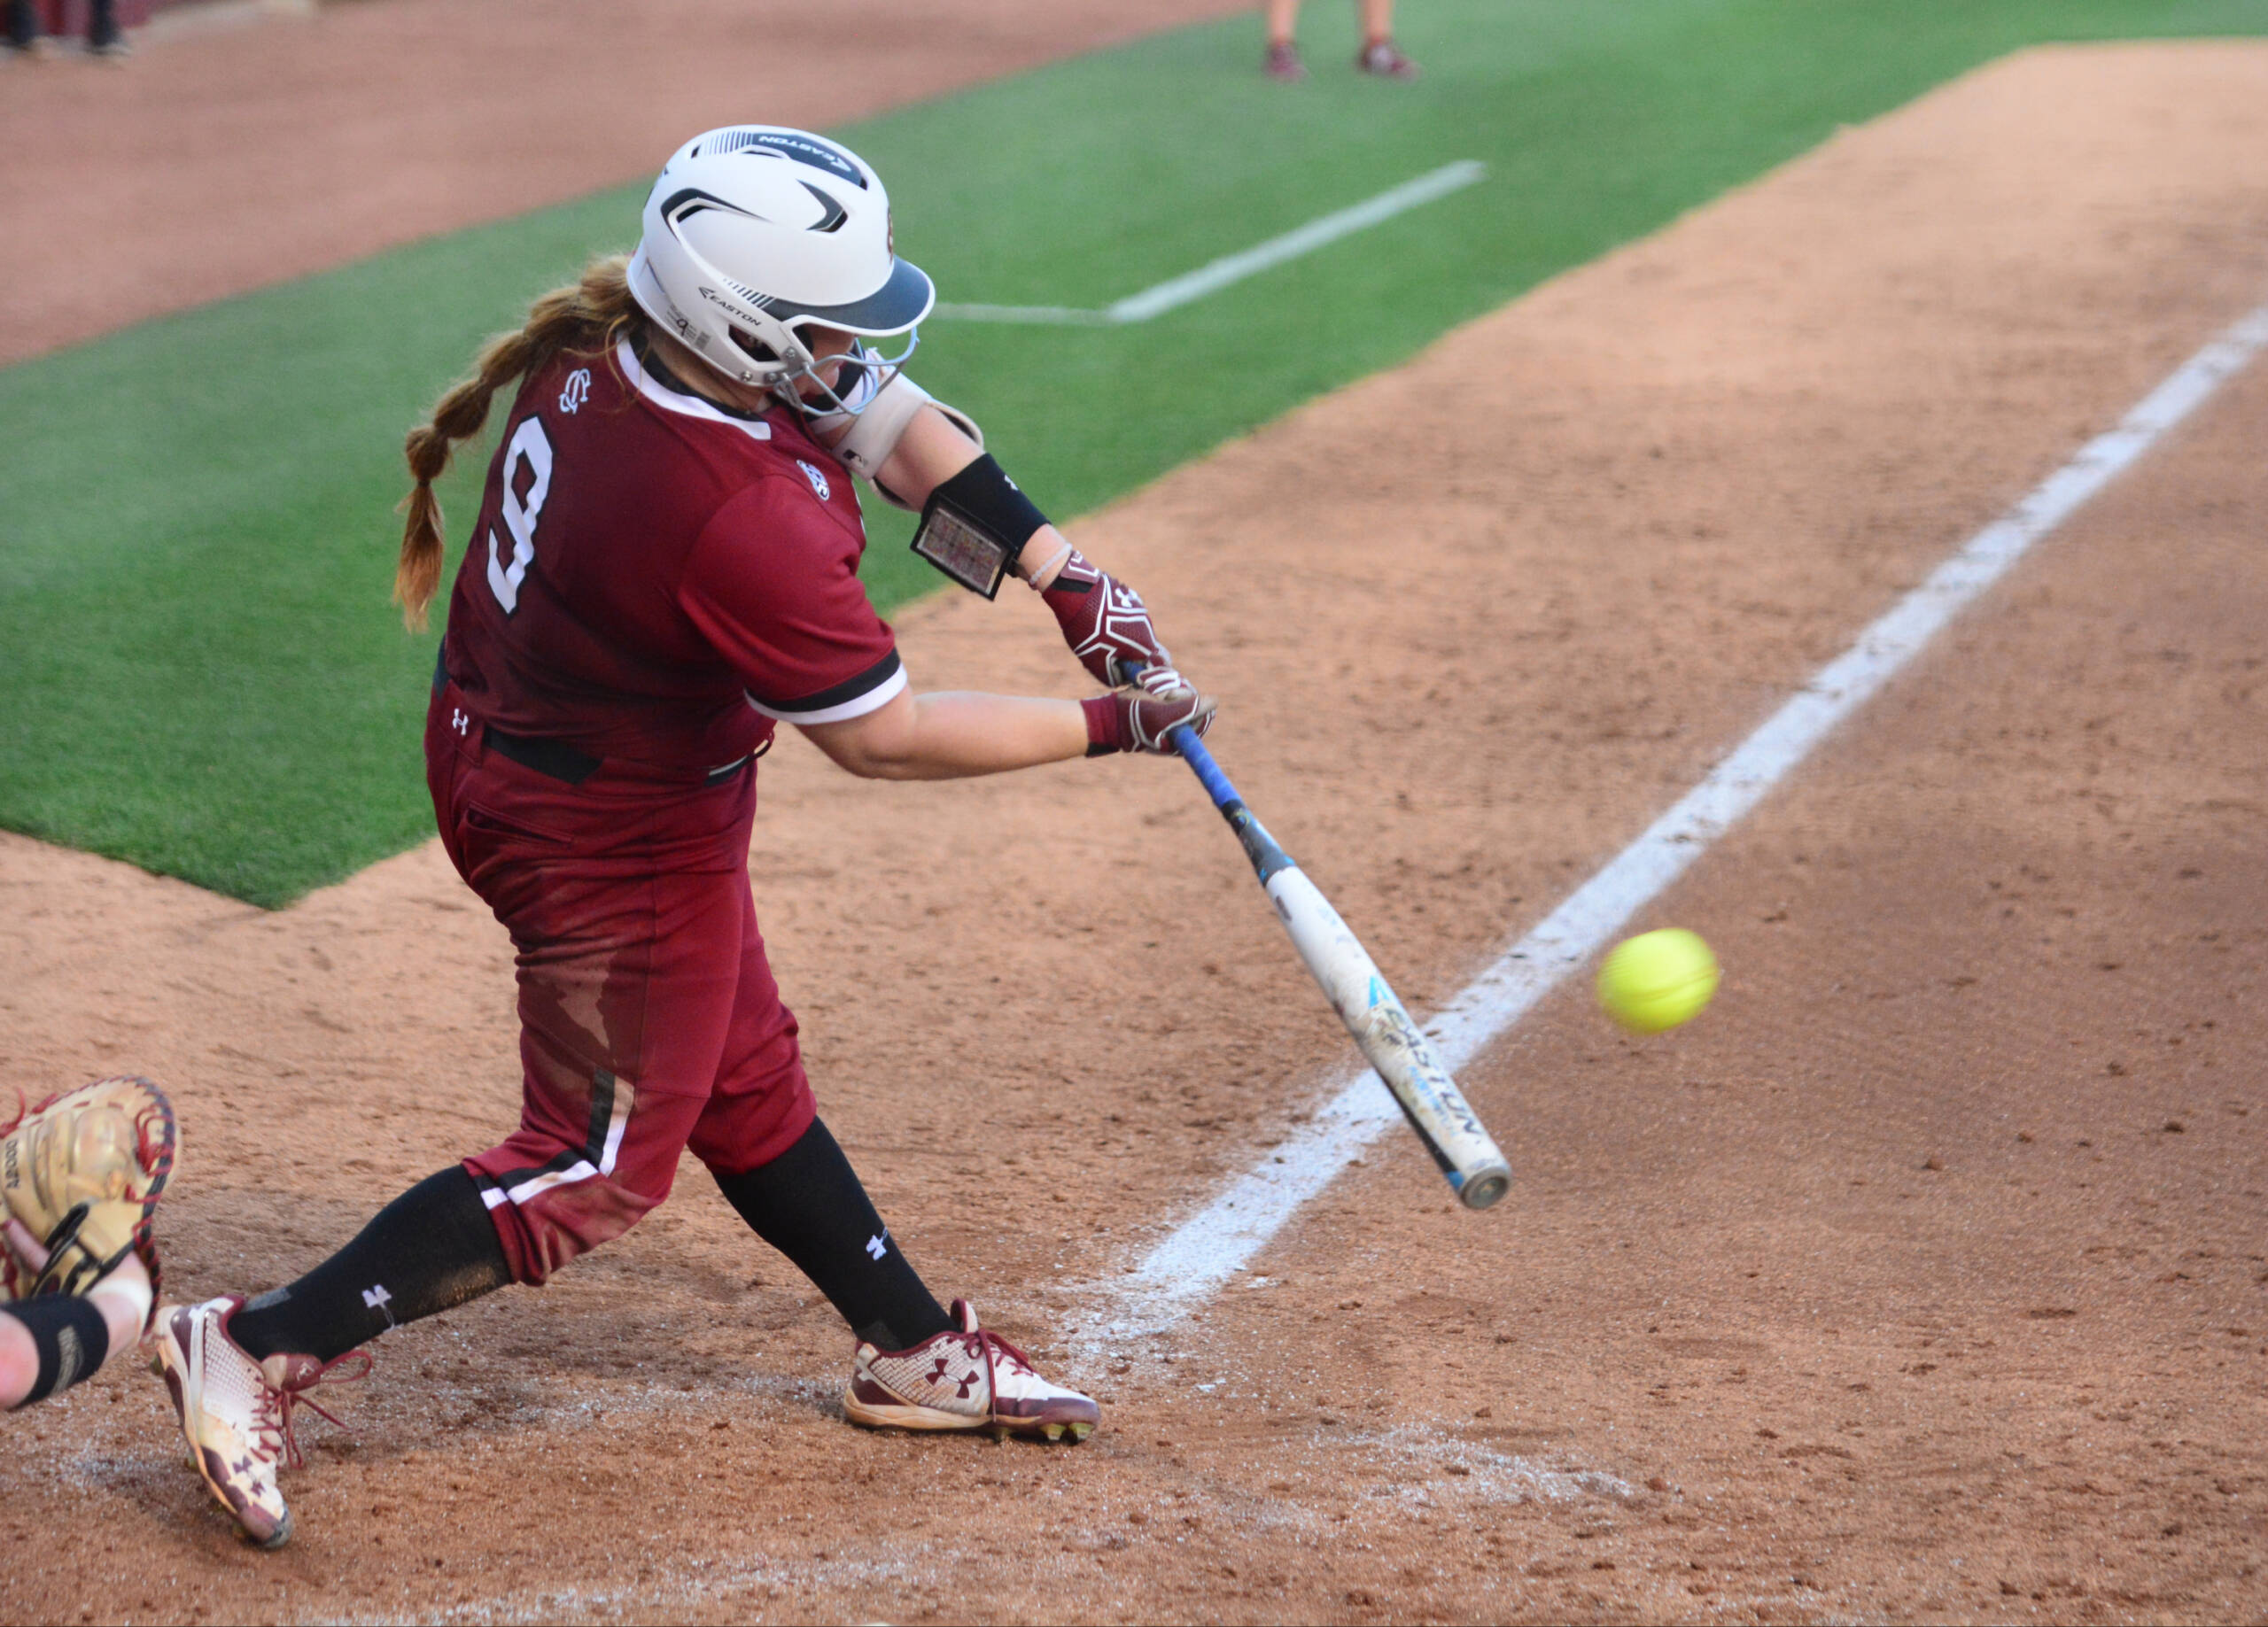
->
xmin=712 ymin=1118 xmax=954 ymax=1351
xmin=231 ymin=1166 xmax=511 ymax=1365
xmin=4 ymin=1298 xmax=110 ymax=1407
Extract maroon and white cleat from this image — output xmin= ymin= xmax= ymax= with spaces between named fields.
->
xmin=149 ymin=1296 xmax=367 ymax=1548
xmin=846 ymin=1299 xmax=1099 ymax=1443
xmin=1356 ymin=38 xmax=1420 ymax=80
xmin=1264 ymin=40 xmax=1306 ymax=81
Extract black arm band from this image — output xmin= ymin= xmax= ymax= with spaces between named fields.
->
xmin=909 ymin=453 xmax=1051 ymax=600
xmin=4 ymin=1296 xmax=111 ymax=1407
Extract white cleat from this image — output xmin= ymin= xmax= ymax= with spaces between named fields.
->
xmin=846 ymin=1298 xmax=1099 ymax=1443
xmin=150 ymin=1296 xmax=365 ymax=1549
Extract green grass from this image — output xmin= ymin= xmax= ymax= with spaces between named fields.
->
xmin=5 ymin=0 xmax=2266 ymax=904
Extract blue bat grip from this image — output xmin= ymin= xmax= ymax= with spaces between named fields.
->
xmin=1121 ymin=662 xmax=1291 ymax=878
xmin=1121 ymin=661 xmax=1239 ymax=804
xmin=1167 ymin=723 xmax=1240 ymax=811
xmin=1165 ymin=720 xmax=1295 ymax=883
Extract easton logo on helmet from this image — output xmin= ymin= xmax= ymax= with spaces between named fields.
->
xmin=698 ymin=284 xmax=765 ymax=314
xmin=701 ymin=128 xmax=870 ymax=190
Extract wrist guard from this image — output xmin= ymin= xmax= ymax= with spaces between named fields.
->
xmin=911 ymin=453 xmax=1051 ymax=600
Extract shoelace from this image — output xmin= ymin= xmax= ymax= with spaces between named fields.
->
xmin=951 ymin=1327 xmax=1042 ymax=1411
xmin=982 ymin=1329 xmax=1040 ymax=1378
xmin=268 ymin=1351 xmax=375 ymax=1469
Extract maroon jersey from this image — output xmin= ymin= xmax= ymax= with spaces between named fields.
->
xmin=439 ymin=337 xmax=904 ymax=772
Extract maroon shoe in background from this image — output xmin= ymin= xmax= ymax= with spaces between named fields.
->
xmin=1357 ymin=38 xmax=1420 ymax=80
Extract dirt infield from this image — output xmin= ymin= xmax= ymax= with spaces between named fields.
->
xmin=2 ymin=35 xmax=2267 ymax=1627
xmin=0 ymin=0 xmax=1248 ymax=367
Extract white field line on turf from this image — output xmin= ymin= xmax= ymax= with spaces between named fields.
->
xmin=1106 ymin=298 xmax=2268 ymax=1335
xmin=931 ymin=159 xmax=1487 ymax=326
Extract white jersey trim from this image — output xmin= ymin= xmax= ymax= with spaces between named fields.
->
xmin=747 ymin=660 xmax=908 ymax=725
xmin=615 ymin=337 xmax=774 ymax=442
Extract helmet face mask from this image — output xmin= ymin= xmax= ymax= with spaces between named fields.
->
xmin=628 ymin=126 xmax=933 ymax=417
xmin=782 ymin=332 xmax=919 ymax=422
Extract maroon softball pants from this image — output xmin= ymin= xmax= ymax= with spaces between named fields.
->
xmin=427 ymin=681 xmax=814 ymax=1285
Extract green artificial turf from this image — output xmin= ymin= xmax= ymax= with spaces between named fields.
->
xmin=4 ymin=0 xmax=2266 ymax=904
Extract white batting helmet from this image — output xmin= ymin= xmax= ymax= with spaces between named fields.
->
xmin=626 ymin=126 xmax=933 ymax=412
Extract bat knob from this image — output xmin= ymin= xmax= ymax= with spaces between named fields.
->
xmin=1457 ymin=1166 xmax=1512 ymax=1211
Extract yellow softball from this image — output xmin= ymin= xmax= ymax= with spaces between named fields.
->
xmin=1597 ymin=928 xmax=1720 ymax=1034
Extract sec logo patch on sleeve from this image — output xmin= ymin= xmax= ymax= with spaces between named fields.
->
xmin=796 ymin=461 xmax=831 ymax=502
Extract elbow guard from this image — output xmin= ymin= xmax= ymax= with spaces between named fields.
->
xmin=832 ymin=370 xmax=983 ymax=509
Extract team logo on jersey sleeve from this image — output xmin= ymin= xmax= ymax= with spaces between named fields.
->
xmin=558 ymin=368 xmax=592 ymax=414
xmin=796 ymin=460 xmax=831 ymax=501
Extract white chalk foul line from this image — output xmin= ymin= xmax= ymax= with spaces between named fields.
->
xmin=1108 ymin=298 xmax=2268 ymax=1333
xmin=932 ymin=159 xmax=1487 ymax=326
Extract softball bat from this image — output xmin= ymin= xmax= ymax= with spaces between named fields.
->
xmin=1162 ymin=719 xmax=1513 ymax=1211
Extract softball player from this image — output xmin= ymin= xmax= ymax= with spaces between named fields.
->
xmin=152 ymin=126 xmax=1214 ymax=1549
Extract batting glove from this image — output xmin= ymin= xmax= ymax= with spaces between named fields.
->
xmin=1040 ymin=550 xmax=1194 ymax=699
xmin=1083 ymin=686 xmax=1217 ymax=756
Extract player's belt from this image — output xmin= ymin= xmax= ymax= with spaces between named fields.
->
xmin=481 ymin=728 xmax=749 ymax=787
xmin=434 ymin=650 xmax=751 ymax=787
xmin=485 ymin=727 xmax=604 ymax=785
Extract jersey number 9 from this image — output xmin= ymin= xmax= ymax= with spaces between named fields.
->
xmin=486 ymin=416 xmax=555 ymax=616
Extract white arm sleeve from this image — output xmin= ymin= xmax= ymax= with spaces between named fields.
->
xmin=831 ymin=371 xmax=984 ymax=511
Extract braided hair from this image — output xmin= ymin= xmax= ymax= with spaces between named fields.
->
xmin=394 ymin=253 xmax=641 ymax=630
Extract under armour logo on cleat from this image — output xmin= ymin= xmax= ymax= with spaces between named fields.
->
xmin=866 ymin=1233 xmax=888 ymax=1260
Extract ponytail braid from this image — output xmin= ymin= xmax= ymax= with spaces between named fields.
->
xmin=394 ymin=253 xmax=641 ymax=630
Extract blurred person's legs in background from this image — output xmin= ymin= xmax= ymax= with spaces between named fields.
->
xmin=1263 ymin=0 xmax=1304 ymax=80
xmin=89 ymin=0 xmax=123 ymax=54
xmin=6 ymin=0 xmax=123 ymax=56
xmin=6 ymin=0 xmax=40 ymax=53
xmin=1355 ymin=0 xmax=1416 ymax=79
xmin=1264 ymin=1 xmax=1416 ymax=81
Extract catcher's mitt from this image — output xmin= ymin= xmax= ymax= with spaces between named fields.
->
xmin=0 ymin=1075 xmax=177 ymax=1313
